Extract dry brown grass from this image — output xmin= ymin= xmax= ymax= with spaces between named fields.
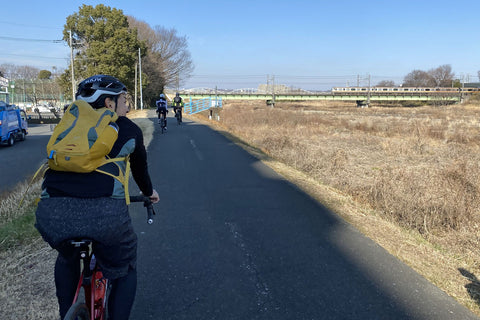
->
xmin=0 ymin=241 xmax=58 ymax=319
xmin=190 ymin=99 xmax=480 ymax=316
xmin=0 ymin=179 xmax=59 ymax=319
xmin=4 ymin=105 xmax=480 ymax=317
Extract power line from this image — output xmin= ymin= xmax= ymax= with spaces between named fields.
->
xmin=0 ymin=20 xmax=63 ymax=30
xmin=0 ymin=52 xmax=67 ymax=60
xmin=0 ymin=35 xmax=63 ymax=43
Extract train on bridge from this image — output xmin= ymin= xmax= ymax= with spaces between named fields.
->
xmin=331 ymin=86 xmax=480 ymax=94
xmin=177 ymin=86 xmax=479 ymax=107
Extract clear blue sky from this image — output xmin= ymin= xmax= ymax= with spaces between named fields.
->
xmin=0 ymin=0 xmax=479 ymax=90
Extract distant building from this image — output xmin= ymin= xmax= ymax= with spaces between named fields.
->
xmin=464 ymin=82 xmax=480 ymax=88
xmin=258 ymin=83 xmax=291 ymax=93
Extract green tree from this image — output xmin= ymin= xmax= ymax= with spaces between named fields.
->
xmin=61 ymin=4 xmax=146 ymax=99
xmin=38 ymin=70 xmax=52 ymax=80
xmin=452 ymin=79 xmax=462 ymax=88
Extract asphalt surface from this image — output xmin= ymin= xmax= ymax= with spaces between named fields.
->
xmin=0 ymin=123 xmax=53 ymax=194
xmin=128 ymin=114 xmax=480 ymax=320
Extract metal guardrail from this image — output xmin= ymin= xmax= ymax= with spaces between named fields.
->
xmin=184 ymin=97 xmax=223 ymax=114
xmin=27 ymin=112 xmax=61 ymax=124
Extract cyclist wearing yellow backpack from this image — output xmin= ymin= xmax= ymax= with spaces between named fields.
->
xmin=35 ymin=74 xmax=159 ymax=320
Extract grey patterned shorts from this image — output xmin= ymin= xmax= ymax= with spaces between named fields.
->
xmin=35 ymin=197 xmax=137 ymax=279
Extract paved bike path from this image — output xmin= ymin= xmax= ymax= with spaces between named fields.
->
xmin=129 ymin=114 xmax=479 ymax=319
xmin=0 ymin=124 xmax=53 ymax=193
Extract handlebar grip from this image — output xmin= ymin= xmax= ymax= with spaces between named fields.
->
xmin=129 ymin=195 xmax=155 ymax=224
xmin=147 ymin=205 xmax=154 ymax=224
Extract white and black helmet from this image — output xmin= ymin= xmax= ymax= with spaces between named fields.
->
xmin=76 ymin=74 xmax=127 ymax=107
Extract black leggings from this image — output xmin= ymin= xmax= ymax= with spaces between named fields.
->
xmin=158 ymin=111 xmax=167 ymax=126
xmin=55 ymin=252 xmax=137 ymax=320
xmin=174 ymin=108 xmax=182 ymax=121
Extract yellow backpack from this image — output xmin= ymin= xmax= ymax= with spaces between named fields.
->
xmin=21 ymin=100 xmax=132 ymax=207
xmin=47 ymin=100 xmax=119 ymax=173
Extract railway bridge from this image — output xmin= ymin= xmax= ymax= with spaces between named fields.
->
xmin=178 ymin=91 xmax=464 ymax=107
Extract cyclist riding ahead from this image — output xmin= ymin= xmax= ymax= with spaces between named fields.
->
xmin=156 ymin=93 xmax=168 ymax=130
xmin=172 ymin=92 xmax=184 ymax=124
xmin=35 ymin=74 xmax=160 ymax=320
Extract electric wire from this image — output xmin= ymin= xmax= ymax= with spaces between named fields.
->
xmin=0 ymin=35 xmax=63 ymax=43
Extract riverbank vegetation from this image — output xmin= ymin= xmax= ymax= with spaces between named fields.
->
xmin=193 ymin=97 xmax=480 ymax=315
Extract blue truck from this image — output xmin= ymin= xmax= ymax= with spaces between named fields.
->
xmin=0 ymin=101 xmax=28 ymax=146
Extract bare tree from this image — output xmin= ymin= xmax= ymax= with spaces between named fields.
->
xmin=403 ymin=70 xmax=435 ymax=87
xmin=127 ymin=17 xmax=155 ymax=51
xmin=127 ymin=16 xmax=194 ymax=105
xmin=0 ymin=64 xmax=65 ymax=106
xmin=0 ymin=63 xmax=17 ymax=79
xmin=376 ymin=80 xmax=395 ymax=87
xmin=152 ymin=26 xmax=194 ymax=89
xmin=428 ymin=64 xmax=454 ymax=87
xmin=403 ymin=65 xmax=456 ymax=87
xmin=0 ymin=64 xmax=39 ymax=80
xmin=128 ymin=17 xmax=193 ymax=87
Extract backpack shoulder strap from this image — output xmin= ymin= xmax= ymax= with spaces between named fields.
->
xmin=95 ymin=155 xmax=131 ymax=204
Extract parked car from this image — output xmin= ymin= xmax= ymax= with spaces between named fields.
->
xmin=33 ymin=104 xmax=55 ymax=113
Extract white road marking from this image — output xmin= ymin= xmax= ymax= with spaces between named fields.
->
xmin=190 ymin=139 xmax=204 ymax=160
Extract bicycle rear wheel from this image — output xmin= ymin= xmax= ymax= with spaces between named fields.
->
xmin=64 ymin=301 xmax=90 ymax=320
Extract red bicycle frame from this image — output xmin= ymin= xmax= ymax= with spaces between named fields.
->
xmin=70 ymin=241 xmax=108 ymax=320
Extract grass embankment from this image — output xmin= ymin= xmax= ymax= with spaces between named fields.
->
xmin=0 ymin=109 xmax=153 ymax=319
xmin=0 ymin=181 xmax=40 ymax=251
xmin=190 ymin=98 xmax=480 ymax=316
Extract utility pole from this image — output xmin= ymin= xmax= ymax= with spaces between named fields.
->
xmin=461 ymin=74 xmax=465 ymax=102
xmin=367 ymin=74 xmax=371 ymax=107
xmin=138 ymin=48 xmax=143 ymax=110
xmin=23 ymin=79 xmax=25 ymax=105
xmin=272 ymin=75 xmax=275 ymax=107
xmin=69 ymin=30 xmax=75 ymax=101
xmin=134 ymin=62 xmax=138 ymax=110
xmin=266 ymin=74 xmax=275 ymax=107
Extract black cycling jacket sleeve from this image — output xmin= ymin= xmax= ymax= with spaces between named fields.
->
xmin=124 ymin=118 xmax=154 ymax=197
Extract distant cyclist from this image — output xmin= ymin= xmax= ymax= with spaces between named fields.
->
xmin=172 ymin=92 xmax=184 ymax=123
xmin=156 ymin=93 xmax=168 ymax=129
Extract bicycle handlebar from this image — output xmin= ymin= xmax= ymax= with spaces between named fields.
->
xmin=129 ymin=195 xmax=155 ymax=224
